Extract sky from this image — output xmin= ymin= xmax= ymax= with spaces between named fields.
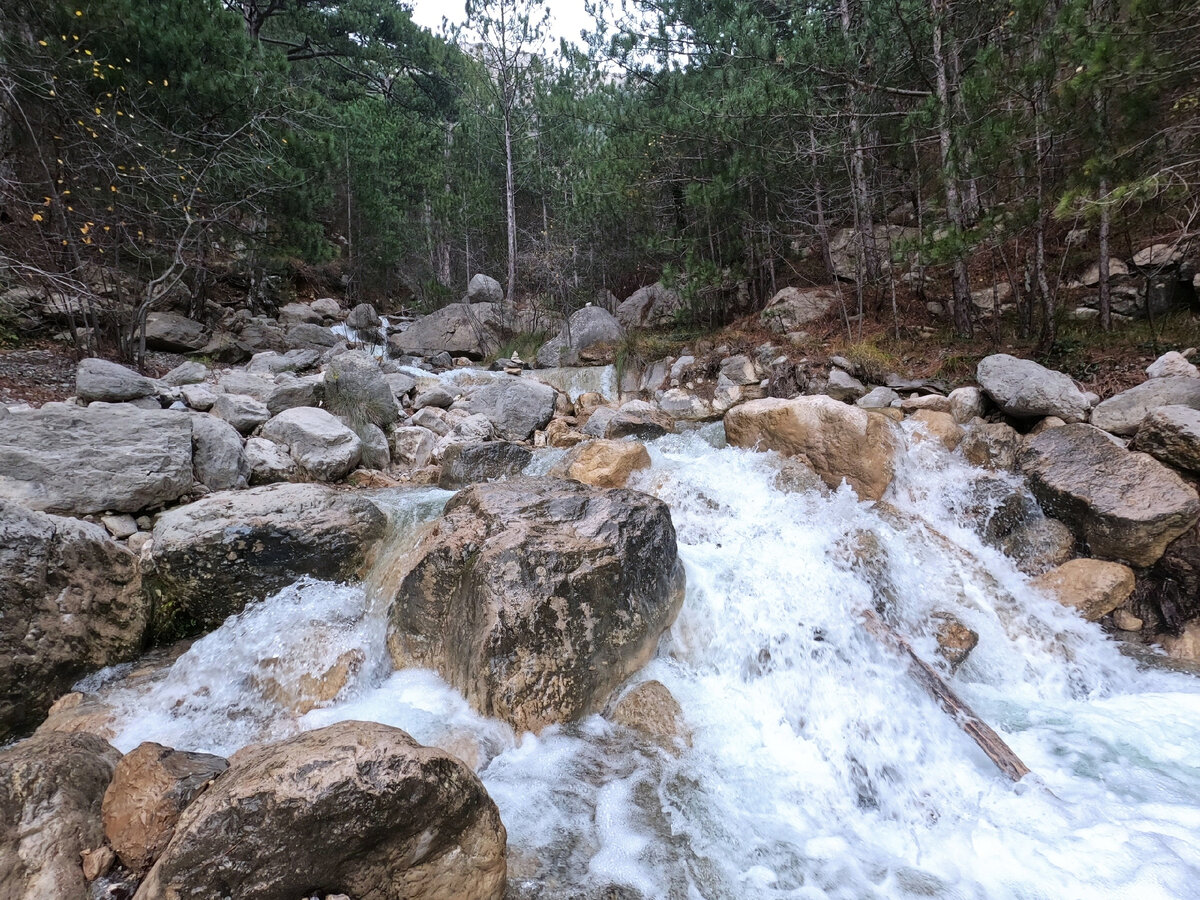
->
xmin=408 ymin=0 xmax=599 ymax=49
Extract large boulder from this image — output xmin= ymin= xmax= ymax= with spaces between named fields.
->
xmin=259 ymin=407 xmax=362 ymax=482
xmin=76 ymin=357 xmax=158 ymax=403
xmin=0 ymin=501 xmax=147 ymax=741
xmin=387 ymin=478 xmax=686 ymax=732
xmin=390 ymin=303 xmax=504 ymax=360
xmin=322 ymin=349 xmax=400 ymax=432
xmin=463 ymin=373 xmax=557 ymax=441
xmin=1132 ymin=405 xmax=1200 ymax=472
xmin=1031 ymin=558 xmax=1136 ymax=621
xmin=0 ymin=732 xmax=120 ymax=900
xmin=345 ymin=302 xmax=382 ymax=329
xmin=0 ymin=404 xmax=193 ymax=515
xmin=1019 ymin=424 xmax=1200 ymax=567
xmin=468 ymin=273 xmax=505 ymax=305
xmin=133 ymin=722 xmax=506 ymax=900
xmin=217 ymin=371 xmax=318 ymax=417
xmin=190 ymin=413 xmax=249 ymax=491
xmin=143 ymin=484 xmax=388 ymax=641
xmin=760 ymin=286 xmax=839 ymax=333
xmin=615 ymin=282 xmax=682 ymax=329
xmin=144 ymin=312 xmax=207 ymax=353
xmin=549 ymin=439 xmax=651 ymax=489
xmin=724 ymin=396 xmax=901 ymax=501
xmin=103 ymin=742 xmax=228 ymax=874
xmin=536 ymin=306 xmax=624 ymax=367
xmin=1090 ymin=377 xmax=1200 ymax=436
xmin=283 ymin=322 xmax=340 ymax=350
xmin=210 ymin=392 xmax=270 ymax=434
xmin=438 ymin=441 xmax=532 ymax=490
xmin=976 ymin=354 xmax=1091 ymax=422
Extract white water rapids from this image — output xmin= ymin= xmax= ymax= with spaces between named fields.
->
xmin=80 ymin=423 xmax=1200 ymax=899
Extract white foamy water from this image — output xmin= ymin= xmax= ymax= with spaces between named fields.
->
xmin=92 ymin=424 xmax=1200 ymax=899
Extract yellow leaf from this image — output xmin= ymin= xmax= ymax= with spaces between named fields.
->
xmin=162 ymin=79 xmax=168 ymax=86
xmin=38 ymin=40 xmax=47 ymax=46
xmin=94 ymin=107 xmax=101 ymax=114
xmin=75 ymin=9 xmax=82 ymax=16
xmin=31 ymin=213 xmax=44 ymax=222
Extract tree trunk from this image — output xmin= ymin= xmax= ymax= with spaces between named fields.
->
xmin=838 ymin=0 xmax=879 ymax=282
xmin=1098 ymin=176 xmax=1111 ymax=331
xmin=504 ymin=110 xmax=517 ymax=309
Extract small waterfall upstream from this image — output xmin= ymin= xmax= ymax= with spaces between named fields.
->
xmin=83 ymin=424 xmax=1200 ymax=899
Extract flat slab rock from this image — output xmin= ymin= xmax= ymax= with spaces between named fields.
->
xmin=1019 ymin=423 xmax=1200 ymax=567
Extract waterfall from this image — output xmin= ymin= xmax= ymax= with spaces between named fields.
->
xmin=87 ymin=424 xmax=1200 ymax=899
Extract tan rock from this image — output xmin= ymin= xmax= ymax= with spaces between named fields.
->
xmin=960 ymin=422 xmax=1022 ymax=471
xmin=909 ymin=409 xmax=964 ymax=451
xmin=1032 ymin=558 xmax=1136 ymax=620
xmin=610 ymin=680 xmax=691 ymax=750
xmin=1029 ymin=416 xmax=1066 ymax=436
xmin=546 ymin=418 xmax=587 ymax=448
xmin=1161 ymin=621 xmax=1200 ymax=662
xmin=1113 ymin=608 xmax=1144 ymax=632
xmin=549 ymin=439 xmax=651 ymax=488
xmin=724 ymin=396 xmax=901 ymax=501
xmin=81 ymin=845 xmax=115 ymax=882
xmin=900 ymin=393 xmax=952 ymax=413
xmin=934 ymin=614 xmax=979 ymax=672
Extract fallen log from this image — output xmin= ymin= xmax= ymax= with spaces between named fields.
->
xmin=860 ymin=608 xmax=1031 ymax=783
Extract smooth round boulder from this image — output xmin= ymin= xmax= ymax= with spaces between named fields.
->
xmin=549 ymin=439 xmax=651 ymax=488
xmin=132 ymin=722 xmax=506 ymax=900
xmin=76 ymin=357 xmax=158 ymax=403
xmin=260 ymin=407 xmax=362 ymax=482
xmin=386 ymin=478 xmax=686 ymax=732
xmin=1032 ymin=559 xmax=1136 ymax=621
xmin=976 ymin=354 xmax=1091 ymax=423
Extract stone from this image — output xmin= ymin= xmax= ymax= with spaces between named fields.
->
xmin=934 ymin=615 xmax=979 ymax=671
xmin=1128 ymin=524 xmax=1200 ymax=635
xmin=857 ymin=386 xmax=900 ymax=409
xmin=100 ymin=513 xmax=138 ymax=539
xmin=0 ymin=732 xmax=120 ymax=900
xmin=1091 ymin=377 xmax=1200 ymax=436
xmin=323 ymin=350 xmax=400 ymax=431
xmin=760 ymin=286 xmax=838 ymax=333
xmin=1113 ymin=609 xmax=1144 ymax=632
xmin=432 ymin=414 xmax=496 ymax=459
xmin=948 ymin=386 xmax=988 ymax=423
xmin=719 ymin=354 xmax=758 ymax=386
xmin=825 ymin=368 xmax=866 ymax=402
xmin=536 ymin=306 xmax=624 ymax=367
xmin=391 ymin=303 xmax=504 ymax=360
xmin=549 ymin=439 xmax=651 ymax=489
xmin=999 ymin=517 xmax=1076 ymax=575
xmin=260 ymin=407 xmax=362 ymax=482
xmin=285 ymin=322 xmax=341 ymax=349
xmin=144 ymin=484 xmax=387 ymax=641
xmin=1030 ymin=416 xmax=1066 ymax=436
xmin=1132 ymin=242 xmax=1183 ymax=268
xmin=582 ymin=406 xmax=617 ymax=438
xmin=1132 ymin=405 xmax=1200 ymax=472
xmin=1161 ymin=621 xmax=1200 ymax=663
xmin=161 ymin=361 xmax=207 ymax=387
xmin=610 ymin=680 xmax=690 ymax=750
xmin=1032 ymin=559 xmax=1136 ymax=621
xmin=724 ymin=396 xmax=901 ymax=501
xmin=144 ymin=312 xmax=207 ymax=352
xmin=390 ymin=426 xmax=438 ymax=469
xmin=605 ymin=403 xmax=674 ymax=440
xmin=278 ymin=302 xmax=323 ymax=326
xmin=386 ymin=478 xmax=685 ymax=732
xmin=468 ymin=272 xmax=504 ymax=304
xmin=1019 ymin=424 xmax=1200 ymax=566
xmin=356 ymin=423 xmax=390 ymax=470
xmin=217 ymin=370 xmax=317 ymax=417
xmin=76 ymin=357 xmax=158 ymax=403
xmin=900 ymin=393 xmax=952 ymax=413
xmin=102 ymin=742 xmax=228 ymax=873
xmin=211 ymin=392 xmax=270 ymax=434
xmin=464 ymin=374 xmax=557 ymax=441
xmin=179 ymin=383 xmax=216 ymax=411
xmin=190 ymin=413 xmax=249 ymax=491
xmin=412 ymin=406 xmax=450 ymax=435
xmin=81 ymin=845 xmax=115 ymax=882
xmin=244 ymin=437 xmax=297 ymax=484
xmin=976 ymin=354 xmax=1091 ymax=422
xmin=1146 ymin=351 xmax=1199 ymax=379
xmin=384 ymin=371 xmax=417 ymax=400
xmin=0 ymin=404 xmax=193 ymax=515
xmin=134 ymin=722 xmax=506 ymax=900
xmin=960 ymin=422 xmax=1022 ymax=471
xmin=246 ymin=349 xmax=320 ymax=375
xmin=345 ymin=302 xmax=382 ymax=329
xmin=615 ymin=282 xmax=682 ymax=329
xmin=0 ymin=501 xmax=146 ymax=740
xmin=658 ymin=388 xmax=714 ymax=421
xmin=415 ymin=385 xmax=456 ymax=409
xmin=310 ymin=297 xmax=341 ymax=319
xmin=909 ymin=409 xmax=963 ymax=451
xmin=1074 ymin=259 xmax=1131 ymax=286
xmin=438 ymin=441 xmax=532 ymax=490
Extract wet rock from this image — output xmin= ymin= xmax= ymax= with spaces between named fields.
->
xmin=244 ymin=437 xmax=297 ymax=484
xmin=909 ymin=409 xmax=963 ymax=451
xmin=725 ymin=396 xmax=900 ymax=501
xmin=190 ymin=413 xmax=249 ymax=491
xmin=386 ymin=478 xmax=685 ymax=732
xmin=211 ymin=392 xmax=270 ymax=434
xmin=102 ymin=742 xmax=228 ymax=873
xmin=144 ymin=483 xmax=387 ymax=641
xmin=610 ymin=680 xmax=690 ymax=750
xmin=1091 ymin=377 xmax=1200 ymax=436
xmin=144 ymin=312 xmax=207 ymax=353
xmin=615 ymin=282 xmax=681 ymax=329
xmin=463 ymin=374 xmax=557 ymax=441
xmin=1131 ymin=405 xmax=1200 ymax=472
xmin=1146 ymin=351 xmax=1199 ymax=379
xmin=934 ymin=614 xmax=979 ymax=671
xmin=772 ymin=457 xmax=829 ymax=495
xmin=1019 ymin=424 xmax=1200 ymax=566
xmin=438 ymin=441 xmax=532 ymax=490
xmin=1032 ymin=558 xmax=1136 ymax=621
xmin=549 ymin=439 xmax=651 ymax=489
xmin=605 ymin=402 xmax=674 ymax=440
xmin=959 ymin=422 xmax=1022 ymax=471
xmin=260 ymin=407 xmax=362 ymax=482
xmin=468 ymin=272 xmax=504 ymax=304
xmin=76 ymin=357 xmax=158 ymax=403
xmin=390 ymin=303 xmax=504 ymax=360
xmin=0 ymin=501 xmax=147 ymax=741
xmin=0 ymin=404 xmax=193 ymax=515
xmin=0 ymin=731 xmax=120 ymax=900
xmin=323 ymin=350 xmax=400 ymax=432
xmin=949 ymin=386 xmax=988 ymax=424
xmin=134 ymin=722 xmax=506 ymax=900
xmin=1128 ymin=524 xmax=1200 ymax=634
xmin=390 ymin=426 xmax=437 ymax=469
xmin=976 ymin=354 xmax=1091 ymax=422
xmin=658 ymin=387 xmax=714 ymax=421
xmin=999 ymin=518 xmax=1075 ymax=575
xmin=536 ymin=306 xmax=623 ymax=367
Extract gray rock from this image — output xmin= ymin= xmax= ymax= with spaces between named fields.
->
xmin=144 ymin=312 xmax=207 ymax=352
xmin=244 ymin=437 xmax=297 ymax=484
xmin=285 ymin=322 xmax=341 ymax=350
xmin=536 ymin=306 xmax=624 ymax=367
xmin=658 ymin=388 xmax=715 ymax=421
xmin=160 ymin=361 xmax=207 ymax=387
xmin=1132 ymin=405 xmax=1200 ymax=472
xmin=76 ymin=357 xmax=158 ymax=403
xmin=857 ymin=386 xmax=901 ymax=409
xmin=433 ymin=413 xmax=496 ymax=460
xmin=345 ymin=302 xmax=382 ymax=329
xmin=144 ymin=484 xmax=387 ymax=641
xmin=389 ymin=427 xmax=437 ymax=469
xmin=309 ymin=297 xmax=341 ymax=319
xmin=246 ymin=348 xmax=321 ymax=375
xmin=323 ymin=350 xmax=400 ymax=431
xmin=211 ymin=392 xmax=270 ymax=435
xmin=190 ymin=414 xmax=249 ymax=491
xmin=430 ymin=350 xmax=454 ymax=369
xmin=1091 ymin=377 xmax=1200 ymax=435
xmin=583 ymin=406 xmax=617 ymax=438
xmin=959 ymin=422 xmax=1022 ymax=471
xmin=438 ymin=441 xmax=532 ymax=489
xmin=719 ymin=354 xmax=758 ymax=386
xmin=468 ymin=272 xmax=504 ymax=304
xmin=999 ymin=517 xmax=1076 ymax=575
xmin=384 ymin=372 xmax=417 ymax=400
xmin=761 ymin=286 xmax=838 ymax=333
xmin=358 ymin=423 xmax=391 ymax=470
xmin=616 ymin=283 xmax=682 ymax=329
xmin=0 ymin=405 xmax=193 ymax=515
xmin=464 ymin=374 xmax=557 ymax=441
xmin=278 ymin=302 xmax=323 ymax=326
xmin=414 ymin=384 xmax=456 ymax=410
xmin=260 ymin=407 xmax=362 ymax=482
xmin=826 ymin=368 xmax=866 ymax=402
xmin=0 ymin=501 xmax=146 ymax=739
xmin=101 ymin=513 xmax=139 ymax=539
xmin=390 ymin=303 xmax=504 ymax=360
xmin=1020 ymin=423 xmax=1200 ymax=567
xmin=179 ymin=383 xmax=217 ymax=411
xmin=412 ymin=406 xmax=450 ymax=435
xmin=976 ymin=354 xmax=1091 ymax=422
xmin=1146 ymin=351 xmax=1199 ymax=379
xmin=605 ymin=403 xmax=674 ymax=440
xmin=949 ymin=386 xmax=988 ymax=423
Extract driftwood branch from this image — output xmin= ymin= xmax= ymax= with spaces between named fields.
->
xmin=860 ymin=608 xmax=1031 ymax=783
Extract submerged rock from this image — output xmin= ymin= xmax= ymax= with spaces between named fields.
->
xmin=386 ymin=478 xmax=685 ymax=732
xmin=133 ymin=722 xmax=506 ymax=900
xmin=610 ymin=679 xmax=691 ymax=750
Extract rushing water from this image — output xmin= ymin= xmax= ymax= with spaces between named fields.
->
xmin=87 ymin=422 xmax=1200 ymax=899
